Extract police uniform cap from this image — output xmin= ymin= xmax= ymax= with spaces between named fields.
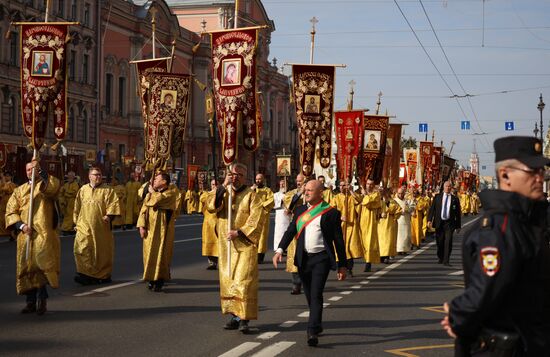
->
xmin=493 ymin=136 xmax=550 ymax=169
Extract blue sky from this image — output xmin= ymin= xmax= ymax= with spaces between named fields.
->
xmin=262 ymin=0 xmax=550 ymax=176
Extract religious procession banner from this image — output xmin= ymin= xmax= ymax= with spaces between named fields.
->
xmin=360 ymin=114 xmax=389 ymax=183
xmin=442 ymin=155 xmax=457 ymax=182
xmin=382 ymin=123 xmax=403 ymax=188
xmin=210 ymin=27 xmax=260 ymax=166
xmin=432 ymin=146 xmax=443 ymax=186
xmin=403 ymin=148 xmax=418 ymax=187
xmin=419 ymin=141 xmax=434 ymax=188
xmin=132 ymin=57 xmax=171 ymax=128
xmin=144 ymin=72 xmax=191 ymax=170
xmin=292 ymin=64 xmax=335 ymax=177
xmin=399 ymin=162 xmax=407 ymax=187
xmin=19 ymin=23 xmax=72 ymax=150
xmin=276 ymin=155 xmax=291 ymax=177
xmin=335 ymin=110 xmax=363 ymax=182
xmin=187 ymin=164 xmax=200 ymax=191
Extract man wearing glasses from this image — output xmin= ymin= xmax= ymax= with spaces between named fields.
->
xmin=441 ymin=136 xmax=550 ymax=356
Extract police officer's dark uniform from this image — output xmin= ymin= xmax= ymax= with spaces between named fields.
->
xmin=448 ymin=137 xmax=550 ymax=356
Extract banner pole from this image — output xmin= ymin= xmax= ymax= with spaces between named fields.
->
xmin=151 ymin=7 xmax=157 ymax=59
xmin=226 ymin=164 xmax=232 ymax=277
xmin=309 ymin=17 xmax=318 ymax=64
xmin=25 ymin=149 xmax=38 ymax=261
xmin=234 ymin=0 xmax=239 ymax=29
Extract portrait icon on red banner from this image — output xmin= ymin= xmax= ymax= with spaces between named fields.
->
xmin=305 ymin=95 xmax=320 ymax=114
xmin=221 ymin=59 xmax=241 ymax=86
xmin=364 ymin=130 xmax=381 ymax=152
xmin=276 ymin=157 xmax=291 ymax=177
xmin=160 ymin=90 xmax=177 ymax=110
xmin=32 ymin=51 xmax=53 ymax=77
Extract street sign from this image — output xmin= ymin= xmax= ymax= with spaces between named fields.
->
xmin=505 ymin=121 xmax=514 ymax=131
xmin=482 ymin=165 xmax=487 ymax=170
xmin=461 ymin=121 xmax=470 ymax=130
xmin=419 ymin=123 xmax=428 ymax=133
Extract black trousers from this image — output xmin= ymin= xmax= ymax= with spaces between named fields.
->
xmin=298 ymin=251 xmax=331 ymax=334
xmin=25 ymin=286 xmax=48 ymax=303
xmin=436 ymin=221 xmax=454 ymax=264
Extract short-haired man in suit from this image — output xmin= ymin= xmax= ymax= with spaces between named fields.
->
xmin=427 ymin=181 xmax=461 ymax=266
xmin=273 ymin=180 xmax=347 ymax=347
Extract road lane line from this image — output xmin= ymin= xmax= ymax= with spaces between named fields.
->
xmin=449 ymin=270 xmax=464 ymax=275
xmin=329 ymin=296 xmax=342 ymax=301
xmin=297 ymin=311 xmax=309 ymax=317
xmin=257 ymin=331 xmax=280 ymax=340
xmin=174 ymin=223 xmax=203 ymax=228
xmin=73 ymin=280 xmax=140 ymax=297
xmin=279 ymin=321 xmax=298 ymax=328
xmin=174 ymin=237 xmax=201 ymax=243
xmin=250 ymin=341 xmax=295 ymax=357
xmin=360 ymin=280 xmax=369 ymax=284
xmin=323 ymin=302 xmax=330 ymax=307
xmin=218 ymin=342 xmax=262 ymax=357
xmin=351 ymin=285 xmax=362 ymax=289
xmin=340 ymin=291 xmax=352 ymax=295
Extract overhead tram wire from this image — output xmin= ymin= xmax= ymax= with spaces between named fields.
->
xmin=418 ymin=0 xmax=491 ymax=150
xmin=392 ymin=0 xmax=481 ymax=150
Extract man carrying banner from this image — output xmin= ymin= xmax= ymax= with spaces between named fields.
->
xmin=208 ymin=163 xmax=263 ymax=333
xmin=201 ymin=179 xmax=219 ymax=270
xmin=185 ymin=187 xmax=199 ymax=214
xmin=378 ymin=187 xmax=402 ymax=264
xmin=273 ymin=180 xmax=347 ymax=347
xmin=333 ymin=180 xmax=363 ymax=276
xmin=73 ymin=167 xmax=121 ymax=285
xmin=137 ymin=172 xmax=178 ymax=292
xmin=59 ymin=171 xmax=80 ymax=235
xmin=0 ymin=172 xmax=17 ymax=240
xmin=6 ymin=161 xmax=61 ymax=315
xmin=252 ymin=173 xmax=274 ymax=264
xmin=359 ymin=179 xmax=382 ymax=272
xmin=411 ymin=189 xmax=429 ymax=249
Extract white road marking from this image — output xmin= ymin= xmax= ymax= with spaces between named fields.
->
xmin=449 ymin=270 xmax=464 ymax=276
xmin=279 ymin=320 xmax=298 ymax=328
xmin=328 ymin=296 xmax=342 ymax=301
xmin=250 ymin=341 xmax=295 ymax=357
xmin=174 ymin=237 xmax=201 ymax=243
xmin=351 ymin=285 xmax=362 ymax=289
xmin=257 ymin=331 xmax=280 ymax=340
xmin=73 ymin=280 xmax=140 ymax=297
xmin=218 ymin=342 xmax=261 ymax=357
xmin=323 ymin=302 xmax=330 ymax=307
xmin=174 ymin=223 xmax=203 ymax=228
xmin=297 ymin=311 xmax=309 ymax=317
xmin=340 ymin=291 xmax=352 ymax=295
xmin=360 ymin=281 xmax=369 ymax=285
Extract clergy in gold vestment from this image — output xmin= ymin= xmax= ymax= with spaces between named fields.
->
xmin=58 ymin=171 xmax=79 ymax=234
xmin=470 ymin=191 xmax=480 ymax=215
xmin=137 ymin=172 xmax=178 ymax=292
xmin=378 ymin=188 xmax=402 ymax=263
xmin=208 ymin=163 xmax=263 ymax=332
xmin=73 ymin=167 xmax=121 ymax=285
xmin=459 ymin=189 xmax=471 ymax=215
xmin=0 ymin=172 xmax=17 ymax=237
xmin=253 ymin=173 xmax=274 ymax=263
xmin=282 ymin=174 xmax=306 ymax=295
xmin=185 ymin=188 xmax=199 ymax=214
xmin=125 ymin=173 xmax=142 ymax=227
xmin=359 ymin=179 xmax=382 ymax=272
xmin=5 ymin=161 xmax=60 ymax=314
xmin=201 ymin=179 xmax=218 ymax=269
xmin=318 ymin=175 xmax=334 ymax=206
xmin=411 ymin=190 xmax=429 ymax=248
xmin=333 ymin=181 xmax=363 ymax=275
xmin=111 ymin=177 xmax=126 ymax=229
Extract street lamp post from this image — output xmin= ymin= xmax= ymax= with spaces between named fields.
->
xmin=538 ymin=93 xmax=545 ymax=141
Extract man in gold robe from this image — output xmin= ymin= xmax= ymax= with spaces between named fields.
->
xmin=333 ymin=180 xmax=363 ymax=276
xmin=0 ymin=172 xmax=17 ymax=239
xmin=208 ymin=163 xmax=263 ymax=333
xmin=125 ymin=173 xmax=142 ymax=228
xmin=137 ymin=172 xmax=178 ymax=292
xmin=359 ymin=179 xmax=382 ymax=272
xmin=378 ymin=188 xmax=402 ymax=264
xmin=283 ymin=173 xmax=306 ymax=294
xmin=252 ymin=173 xmax=274 ymax=264
xmin=458 ymin=188 xmax=471 ymax=216
xmin=58 ymin=171 xmax=80 ymax=235
xmin=411 ymin=189 xmax=429 ymax=249
xmin=470 ymin=191 xmax=480 ymax=215
xmin=5 ymin=161 xmax=60 ymax=314
xmin=318 ymin=175 xmax=334 ymax=206
xmin=201 ymin=179 xmax=218 ymax=270
xmin=73 ymin=167 xmax=121 ymax=285
xmin=111 ymin=177 xmax=126 ymax=229
xmin=185 ymin=187 xmax=199 ymax=214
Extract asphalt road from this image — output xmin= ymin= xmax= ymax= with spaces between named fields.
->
xmin=0 ymin=213 xmax=478 ymax=356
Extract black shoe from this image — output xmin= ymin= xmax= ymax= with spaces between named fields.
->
xmin=21 ymin=302 xmax=36 ymax=314
xmin=224 ymin=317 xmax=239 ymax=330
xmin=364 ymin=263 xmax=371 ymax=272
xmin=153 ymin=285 xmax=163 ymax=292
xmin=36 ymin=299 xmax=47 ymax=315
xmin=98 ymin=277 xmax=112 ymax=284
xmin=290 ymin=286 xmax=301 ymax=295
xmin=147 ymin=282 xmax=154 ymax=290
xmin=74 ymin=274 xmax=94 ymax=286
xmin=239 ymin=320 xmax=250 ymax=334
xmin=206 ymin=264 xmax=217 ymax=270
xmin=438 ymin=259 xmax=443 ymax=264
xmin=347 ymin=269 xmax=354 ymax=278
xmin=307 ymin=334 xmax=319 ymax=347
xmin=443 ymin=262 xmax=451 ymax=266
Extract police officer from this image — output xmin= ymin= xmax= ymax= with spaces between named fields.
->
xmin=441 ymin=136 xmax=550 ymax=356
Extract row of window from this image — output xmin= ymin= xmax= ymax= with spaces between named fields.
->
xmin=22 ymin=0 xmax=93 ymax=27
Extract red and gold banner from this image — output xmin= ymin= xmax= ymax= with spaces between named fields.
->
xmin=20 ymin=23 xmax=71 ymax=150
xmin=133 ymin=57 xmax=171 ymax=128
xmin=442 ymin=155 xmax=457 ymax=182
xmin=399 ymin=162 xmax=407 ymax=187
xmin=382 ymin=124 xmax=403 ymax=188
xmin=187 ymin=164 xmax=200 ymax=191
xmin=360 ymin=114 xmax=389 ymax=184
xmin=419 ymin=141 xmax=434 ymax=188
xmin=144 ymin=72 xmax=191 ymax=170
xmin=292 ymin=64 xmax=335 ymax=177
xmin=0 ymin=143 xmax=6 ymax=169
xmin=432 ymin=146 xmax=442 ymax=185
xmin=335 ymin=110 xmax=363 ymax=182
xmin=211 ymin=28 xmax=260 ymax=166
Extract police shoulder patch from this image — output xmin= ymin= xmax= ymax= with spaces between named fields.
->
xmin=480 ymin=246 xmax=500 ymax=277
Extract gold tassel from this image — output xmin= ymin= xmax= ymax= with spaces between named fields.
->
xmin=50 ymin=140 xmax=61 ymax=152
xmin=194 ymin=78 xmax=207 ymax=91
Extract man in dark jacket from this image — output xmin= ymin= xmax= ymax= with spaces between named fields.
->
xmin=441 ymin=136 xmax=550 ymax=356
xmin=273 ymin=180 xmax=347 ymax=347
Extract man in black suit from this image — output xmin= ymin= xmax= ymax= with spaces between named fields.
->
xmin=427 ymin=180 xmax=461 ymax=266
xmin=273 ymin=180 xmax=347 ymax=347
